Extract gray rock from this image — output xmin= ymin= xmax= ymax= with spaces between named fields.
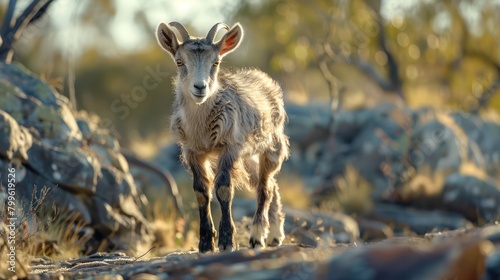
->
xmin=315 ymin=238 xmax=491 ymax=280
xmin=27 ymin=139 xmax=100 ymax=194
xmin=91 ymin=196 xmax=124 ymax=236
xmin=0 ymin=62 xmax=153 ymax=254
xmin=0 ymin=63 xmax=59 ymax=108
xmin=441 ymin=173 xmax=500 ymax=223
xmin=365 ymin=203 xmax=473 ymax=235
xmin=356 ymin=218 xmax=394 ymax=241
xmin=0 ymin=80 xmax=26 ymax=122
xmin=95 ymin=166 xmax=139 ymax=209
xmin=232 ymin=198 xmax=359 ymax=245
xmin=151 ymin=142 xmax=184 ymax=176
xmin=0 ymin=76 xmax=82 ymax=144
xmin=452 ymin=112 xmax=500 ymax=171
xmin=410 ymin=119 xmax=467 ymax=171
xmin=1 ymin=159 xmax=92 ymax=227
xmin=485 ymin=251 xmax=500 ymax=280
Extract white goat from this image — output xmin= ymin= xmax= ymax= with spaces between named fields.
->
xmin=156 ymin=21 xmax=289 ymax=252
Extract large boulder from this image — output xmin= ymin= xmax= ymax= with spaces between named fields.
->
xmin=440 ymin=173 xmax=500 ymax=223
xmin=0 ymin=63 xmax=153 ymax=253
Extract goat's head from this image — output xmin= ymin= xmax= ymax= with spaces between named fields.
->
xmin=156 ymin=22 xmax=243 ymax=104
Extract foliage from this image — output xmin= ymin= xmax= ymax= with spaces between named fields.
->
xmin=0 ymin=186 xmax=88 ymax=278
xmin=2 ymin=0 xmax=500 ymax=144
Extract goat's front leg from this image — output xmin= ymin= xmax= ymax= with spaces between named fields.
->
xmin=187 ymin=152 xmax=216 ymax=253
xmin=214 ymin=148 xmax=238 ymax=252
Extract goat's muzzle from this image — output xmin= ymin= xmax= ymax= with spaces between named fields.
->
xmin=190 ymin=85 xmax=208 ymax=104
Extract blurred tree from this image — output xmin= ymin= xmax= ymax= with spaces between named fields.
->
xmin=0 ymin=0 xmax=55 ymax=62
xmin=231 ymin=0 xmax=500 ymax=114
xmin=3 ymin=0 xmax=500 ymax=147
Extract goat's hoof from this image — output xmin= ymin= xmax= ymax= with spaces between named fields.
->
xmin=249 ymin=237 xmax=265 ymax=249
xmin=266 ymin=238 xmax=281 ymax=247
xmin=217 ymin=237 xmax=234 ymax=252
xmin=218 ymin=244 xmax=234 ymax=252
xmin=199 ymin=239 xmax=215 ymax=253
xmin=267 ymin=223 xmax=284 ymax=247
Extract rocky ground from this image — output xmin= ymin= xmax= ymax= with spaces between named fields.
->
xmin=1 ymin=62 xmax=500 ymax=279
xmin=27 ymin=224 xmax=500 ymax=280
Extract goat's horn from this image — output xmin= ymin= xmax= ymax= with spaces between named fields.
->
xmin=206 ymin=22 xmax=229 ymax=43
xmin=168 ymin=21 xmax=190 ymax=42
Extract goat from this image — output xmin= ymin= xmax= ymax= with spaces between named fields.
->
xmin=156 ymin=21 xmax=289 ymax=252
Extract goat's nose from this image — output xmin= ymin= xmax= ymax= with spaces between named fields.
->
xmin=193 ymin=84 xmax=206 ymax=90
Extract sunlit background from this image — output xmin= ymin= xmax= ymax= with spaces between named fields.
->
xmin=2 ymin=1 xmax=500 ymax=273
xmin=8 ymin=0 xmax=500 ymax=153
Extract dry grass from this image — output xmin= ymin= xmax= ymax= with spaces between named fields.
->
xmin=278 ymin=173 xmax=310 ymax=210
xmin=459 ymin=160 xmax=489 ymax=180
xmin=398 ymin=165 xmax=448 ymax=203
xmin=0 ymin=211 xmax=90 ymax=278
xmin=0 ymin=185 xmax=97 ymax=278
xmin=33 ymin=213 xmax=92 ymax=260
xmin=128 ymin=133 xmax=173 ymax=160
xmin=321 ymin=165 xmax=373 ymax=216
xmin=145 ymin=192 xmax=199 ymax=256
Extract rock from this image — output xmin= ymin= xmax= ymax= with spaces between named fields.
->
xmin=315 ymin=239 xmax=493 ymax=280
xmin=485 ymin=251 xmax=500 ymax=280
xmin=91 ymin=196 xmax=122 ymax=235
xmin=151 ymin=143 xmax=184 ymax=176
xmin=440 ymin=173 xmax=500 ymax=223
xmin=285 ymin=103 xmax=331 ymax=146
xmin=27 ymin=139 xmax=100 ymax=193
xmin=95 ymin=166 xmax=140 ymax=211
xmin=0 ymin=77 xmax=81 ymax=144
xmin=0 ymin=158 xmax=92 ymax=225
xmin=286 ymin=208 xmax=360 ymax=244
xmin=408 ymin=114 xmax=483 ymax=172
xmin=452 ymin=112 xmax=500 ymax=171
xmin=232 ymin=198 xmax=360 ymax=245
xmin=0 ymin=63 xmax=58 ymax=107
xmin=0 ymin=110 xmax=32 ymax=160
xmin=0 ymin=81 xmax=25 ymax=121
xmin=0 ymin=62 xmax=153 ymax=254
xmin=425 ymin=224 xmax=500 ymax=245
xmin=357 ymin=218 xmax=394 ymax=241
xmin=365 ymin=203 xmax=473 ymax=235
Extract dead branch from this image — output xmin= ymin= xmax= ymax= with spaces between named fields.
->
xmin=0 ymin=0 xmax=56 ymax=63
xmin=121 ymin=149 xmax=185 ymax=220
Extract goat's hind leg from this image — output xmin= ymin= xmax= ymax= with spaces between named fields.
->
xmin=249 ymin=151 xmax=280 ymax=248
xmin=267 ymin=180 xmax=285 ymax=247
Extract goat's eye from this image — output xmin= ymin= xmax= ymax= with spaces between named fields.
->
xmin=213 ymin=61 xmax=220 ymax=67
xmin=176 ymin=60 xmax=184 ymax=67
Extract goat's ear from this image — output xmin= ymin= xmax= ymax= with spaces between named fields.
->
xmin=217 ymin=23 xmax=243 ymax=57
xmin=156 ymin=22 xmax=179 ymax=58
